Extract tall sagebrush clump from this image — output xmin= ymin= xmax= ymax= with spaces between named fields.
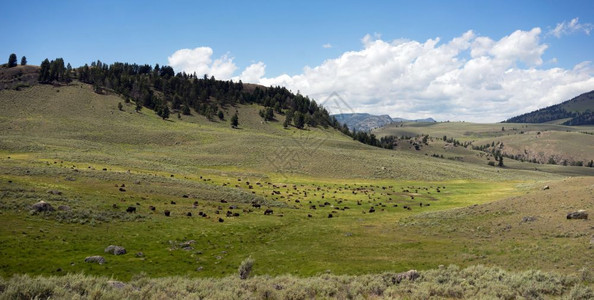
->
xmin=238 ymin=257 xmax=254 ymax=280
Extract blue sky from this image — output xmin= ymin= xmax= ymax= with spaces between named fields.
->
xmin=2 ymin=0 xmax=594 ymax=122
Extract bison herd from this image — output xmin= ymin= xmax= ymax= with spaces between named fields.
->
xmin=111 ymin=177 xmax=444 ymax=223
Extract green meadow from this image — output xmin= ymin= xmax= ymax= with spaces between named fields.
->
xmin=0 ymin=84 xmax=592 ymax=298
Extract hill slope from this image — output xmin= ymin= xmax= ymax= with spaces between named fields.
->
xmin=1 ymin=84 xmax=546 ymax=181
xmin=504 ymin=90 xmax=594 ymax=125
xmin=0 ymin=82 xmax=577 ymax=281
xmin=374 ymin=121 xmax=594 ymax=174
xmin=0 ymin=65 xmax=39 ymax=90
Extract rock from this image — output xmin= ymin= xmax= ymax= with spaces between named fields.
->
xmin=84 ymin=256 xmax=106 ymax=264
xmin=567 ymin=210 xmax=588 ymax=220
xmin=393 ymin=270 xmax=420 ymax=283
xmin=31 ymin=201 xmax=54 ymax=212
xmin=47 ymin=190 xmax=62 ymax=195
xmin=135 ymin=252 xmax=144 ymax=257
xmin=107 ymin=280 xmax=126 ymax=289
xmin=57 ymin=205 xmax=71 ymax=211
xmin=104 ymin=245 xmax=127 ymax=255
xmin=543 ymin=185 xmax=550 ymax=190
xmin=521 ymin=216 xmax=537 ymax=223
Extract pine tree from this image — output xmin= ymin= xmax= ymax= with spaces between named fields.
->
xmin=218 ymin=110 xmax=224 ymax=120
xmin=38 ymin=59 xmax=51 ymax=82
xmin=294 ymin=111 xmax=305 ymax=129
xmin=20 ymin=56 xmax=26 ymax=66
xmin=182 ymin=104 xmax=191 ymax=115
xmin=8 ymin=53 xmax=17 ymax=68
xmin=161 ymin=106 xmax=170 ymax=120
xmin=231 ymin=112 xmax=239 ymax=128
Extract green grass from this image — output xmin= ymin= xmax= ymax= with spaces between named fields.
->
xmin=374 ymin=121 xmax=594 ymax=175
xmin=0 ymin=83 xmax=591 ymax=286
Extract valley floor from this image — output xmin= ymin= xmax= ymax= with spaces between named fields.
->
xmin=0 ymin=84 xmax=593 ymax=298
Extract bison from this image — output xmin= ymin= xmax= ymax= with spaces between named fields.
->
xmin=126 ymin=206 xmax=136 ymax=213
xmin=264 ymin=209 xmax=273 ymax=215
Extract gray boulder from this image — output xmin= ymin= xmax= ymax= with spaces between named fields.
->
xmin=31 ymin=201 xmax=54 ymax=212
xmin=104 ymin=245 xmax=126 ymax=255
xmin=84 ymin=256 xmax=105 ymax=264
xmin=58 ymin=205 xmax=71 ymax=211
xmin=521 ymin=216 xmax=537 ymax=223
xmin=567 ymin=210 xmax=588 ymax=220
xmin=393 ymin=269 xmax=420 ymax=283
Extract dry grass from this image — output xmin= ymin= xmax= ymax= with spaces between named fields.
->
xmin=0 ymin=265 xmax=591 ymax=299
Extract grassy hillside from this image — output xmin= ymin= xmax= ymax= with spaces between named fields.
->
xmin=374 ymin=121 xmax=594 ymax=173
xmin=504 ymin=90 xmax=594 ymax=125
xmin=0 ymin=83 xmax=592 ymax=288
xmin=0 ymin=65 xmax=39 ymax=91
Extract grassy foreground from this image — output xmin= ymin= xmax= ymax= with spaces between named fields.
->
xmin=1 ymin=265 xmax=592 ymax=299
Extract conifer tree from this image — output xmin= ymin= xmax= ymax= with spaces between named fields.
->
xmin=231 ymin=112 xmax=239 ymax=128
xmin=8 ymin=53 xmax=17 ymax=68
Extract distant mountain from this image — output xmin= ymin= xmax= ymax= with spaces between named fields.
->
xmin=332 ymin=113 xmax=435 ymax=132
xmin=392 ymin=117 xmax=436 ymax=123
xmin=503 ymin=90 xmax=594 ymax=125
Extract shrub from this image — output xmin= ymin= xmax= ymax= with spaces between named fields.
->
xmin=238 ymin=257 xmax=254 ymax=280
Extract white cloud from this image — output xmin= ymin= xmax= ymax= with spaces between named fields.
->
xmin=233 ymin=62 xmax=266 ymax=83
xmin=168 ymin=47 xmax=237 ymax=79
xmin=322 ymin=43 xmax=332 ymax=48
xmin=169 ymin=26 xmax=594 ymax=122
xmin=549 ymin=17 xmax=593 ymax=38
xmin=252 ymin=28 xmax=594 ymax=122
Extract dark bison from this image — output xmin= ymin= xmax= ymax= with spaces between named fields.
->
xmin=126 ymin=206 xmax=136 ymax=213
xmin=264 ymin=209 xmax=273 ymax=215
xmin=164 ymin=210 xmax=171 ymax=216
xmin=149 ymin=206 xmax=156 ymax=211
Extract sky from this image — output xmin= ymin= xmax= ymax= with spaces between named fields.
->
xmin=2 ymin=0 xmax=594 ymax=122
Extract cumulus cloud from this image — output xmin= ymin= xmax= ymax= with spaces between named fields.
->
xmin=168 ymin=47 xmax=237 ymax=79
xmin=233 ymin=62 xmax=266 ymax=83
xmin=549 ymin=17 xmax=593 ymax=38
xmin=322 ymin=43 xmax=332 ymax=48
xmin=170 ymin=26 xmax=594 ymax=122
xmin=249 ymin=28 xmax=594 ymax=122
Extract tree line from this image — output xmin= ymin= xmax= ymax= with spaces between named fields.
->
xmin=32 ymin=57 xmax=433 ymax=150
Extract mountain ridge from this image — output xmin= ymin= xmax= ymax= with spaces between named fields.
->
xmin=503 ymin=90 xmax=594 ymax=125
xmin=333 ymin=113 xmax=435 ymax=132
